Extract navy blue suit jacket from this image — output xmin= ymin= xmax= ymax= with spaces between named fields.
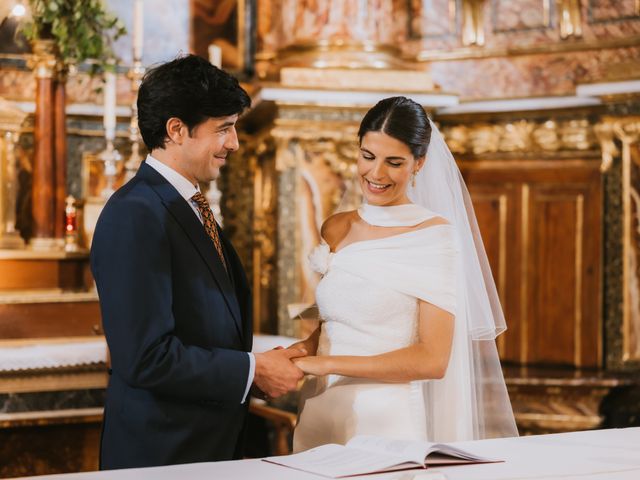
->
xmin=91 ymin=162 xmax=253 ymax=469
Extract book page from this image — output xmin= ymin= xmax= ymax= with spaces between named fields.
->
xmin=347 ymin=435 xmax=430 ymax=464
xmin=427 ymin=444 xmax=495 ymax=463
xmin=263 ymin=443 xmax=421 ymax=478
xmin=347 ymin=435 xmax=497 ymax=465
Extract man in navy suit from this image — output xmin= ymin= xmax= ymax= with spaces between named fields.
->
xmin=91 ymin=55 xmax=305 ymax=470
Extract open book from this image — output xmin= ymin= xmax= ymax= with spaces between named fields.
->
xmin=263 ymin=435 xmax=499 ymax=478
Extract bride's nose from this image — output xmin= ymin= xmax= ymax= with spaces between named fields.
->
xmin=370 ymin=159 xmax=387 ymax=180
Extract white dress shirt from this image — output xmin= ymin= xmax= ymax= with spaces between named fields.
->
xmin=145 ymin=155 xmax=255 ymax=404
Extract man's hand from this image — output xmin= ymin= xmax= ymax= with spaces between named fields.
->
xmin=253 ymin=348 xmax=306 ymax=399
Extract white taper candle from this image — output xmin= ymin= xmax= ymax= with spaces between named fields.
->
xmin=103 ymin=72 xmax=117 ymax=140
xmin=133 ymin=0 xmax=144 ymax=61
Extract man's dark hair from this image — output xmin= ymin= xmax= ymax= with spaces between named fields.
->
xmin=358 ymin=96 xmax=432 ymax=158
xmin=137 ymin=54 xmax=251 ymax=151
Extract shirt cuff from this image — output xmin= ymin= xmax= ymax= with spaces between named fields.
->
xmin=241 ymin=352 xmax=255 ymax=404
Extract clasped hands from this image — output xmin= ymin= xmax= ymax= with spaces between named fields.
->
xmin=252 ymin=345 xmax=331 ymax=400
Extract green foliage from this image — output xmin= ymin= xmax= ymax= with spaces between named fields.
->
xmin=21 ymin=0 xmax=126 ymax=74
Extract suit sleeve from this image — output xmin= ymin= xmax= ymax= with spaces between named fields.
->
xmin=91 ymin=197 xmax=249 ymax=405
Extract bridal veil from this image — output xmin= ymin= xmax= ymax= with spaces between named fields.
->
xmin=408 ymin=119 xmax=518 ymax=441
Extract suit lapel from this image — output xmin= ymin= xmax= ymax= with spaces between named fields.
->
xmin=220 ymin=232 xmax=253 ymax=351
xmin=137 ymin=163 xmax=243 ymax=337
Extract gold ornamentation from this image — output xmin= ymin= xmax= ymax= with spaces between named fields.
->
xmin=273 ymin=41 xmax=407 ymax=71
xmin=499 ymin=121 xmax=535 ymax=152
xmin=440 ymin=118 xmax=598 ymax=155
xmin=561 ymin=119 xmax=593 ymax=151
xmin=597 ymin=117 xmax=640 ymax=370
xmin=594 ymin=122 xmax=619 ymax=173
xmin=558 ymin=0 xmax=583 ymax=39
xmin=468 ymin=124 xmax=501 ymax=155
xmin=533 ymin=121 xmax=562 ymax=152
xmin=270 ymin=116 xmax=362 ymax=336
xmin=28 ymin=40 xmax=59 ymax=80
xmin=461 ymin=0 xmax=486 ymax=46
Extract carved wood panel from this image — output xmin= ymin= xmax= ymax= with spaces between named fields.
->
xmin=462 ymin=159 xmax=602 ymax=367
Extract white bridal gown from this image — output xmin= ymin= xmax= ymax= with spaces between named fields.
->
xmin=293 ymin=203 xmax=461 ymax=452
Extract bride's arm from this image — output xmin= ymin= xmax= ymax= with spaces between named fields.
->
xmin=293 ymin=302 xmax=454 ymax=382
xmin=287 ymin=325 xmax=322 ymax=356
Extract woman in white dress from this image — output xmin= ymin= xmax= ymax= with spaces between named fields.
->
xmin=290 ymin=97 xmax=518 ymax=452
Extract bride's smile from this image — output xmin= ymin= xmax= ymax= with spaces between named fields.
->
xmin=358 ymin=131 xmax=424 ymax=206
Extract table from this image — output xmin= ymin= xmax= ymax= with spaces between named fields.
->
xmin=15 ymin=427 xmax=640 ymax=480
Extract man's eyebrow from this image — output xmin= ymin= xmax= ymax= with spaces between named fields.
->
xmin=216 ymin=121 xmax=235 ymax=130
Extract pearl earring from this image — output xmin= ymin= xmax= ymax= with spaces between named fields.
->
xmin=411 ymin=171 xmax=417 ymax=188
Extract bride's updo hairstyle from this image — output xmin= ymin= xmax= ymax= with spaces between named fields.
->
xmin=357 ymin=96 xmax=432 ymax=158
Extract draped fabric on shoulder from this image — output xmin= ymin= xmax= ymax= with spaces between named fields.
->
xmin=330 ymin=225 xmax=458 ymax=317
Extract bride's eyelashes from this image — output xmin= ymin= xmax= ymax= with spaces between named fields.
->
xmin=359 ymin=152 xmax=405 ymax=168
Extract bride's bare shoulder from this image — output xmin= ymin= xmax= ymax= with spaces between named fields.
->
xmin=321 ymin=211 xmax=357 ymax=250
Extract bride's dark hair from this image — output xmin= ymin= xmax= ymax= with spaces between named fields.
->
xmin=357 ymin=96 xmax=432 ymax=158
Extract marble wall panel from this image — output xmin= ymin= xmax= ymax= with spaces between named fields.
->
xmin=0 ymin=68 xmax=134 ymax=112
xmin=428 ymin=45 xmax=640 ymax=100
xmin=587 ymin=0 xmax=640 ymax=22
xmin=409 ymin=0 xmax=640 ymax=53
xmin=257 ymin=0 xmax=401 ymax=54
xmin=0 ymin=389 xmax=104 ymax=414
xmin=0 ymin=70 xmax=34 ymax=102
xmin=409 ymin=0 xmax=456 ymax=38
xmin=492 ymin=0 xmax=552 ymax=32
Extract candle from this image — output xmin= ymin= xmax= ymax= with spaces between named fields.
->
xmin=208 ymin=44 xmax=222 ymax=68
xmin=133 ymin=0 xmax=144 ymax=61
xmin=103 ymin=72 xmax=117 ymax=140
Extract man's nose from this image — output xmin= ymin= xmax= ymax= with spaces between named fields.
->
xmin=225 ymin=127 xmax=239 ymax=152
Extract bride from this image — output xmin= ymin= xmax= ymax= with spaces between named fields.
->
xmin=290 ymin=96 xmax=518 ymax=452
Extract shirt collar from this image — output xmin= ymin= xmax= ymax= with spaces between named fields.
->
xmin=145 ymin=154 xmax=199 ymax=202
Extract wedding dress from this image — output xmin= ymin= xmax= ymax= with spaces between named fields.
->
xmin=293 ymin=203 xmax=461 ymax=452
xmin=293 ymin=119 xmax=518 ymax=452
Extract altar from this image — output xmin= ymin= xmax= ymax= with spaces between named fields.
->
xmin=1 ymin=0 xmax=640 ymax=477
xmin=12 ymin=428 xmax=640 ymax=480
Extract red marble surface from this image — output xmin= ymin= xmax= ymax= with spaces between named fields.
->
xmin=492 ymin=0 xmax=551 ymax=32
xmin=0 ymin=69 xmax=134 ymax=107
xmin=1 ymin=0 xmax=638 ymax=104
xmin=428 ymin=45 xmax=640 ymax=100
xmin=258 ymin=0 xmax=400 ymax=54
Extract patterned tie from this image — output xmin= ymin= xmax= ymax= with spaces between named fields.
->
xmin=191 ymin=192 xmax=228 ymax=272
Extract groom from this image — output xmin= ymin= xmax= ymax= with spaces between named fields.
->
xmin=91 ymin=55 xmax=305 ymax=470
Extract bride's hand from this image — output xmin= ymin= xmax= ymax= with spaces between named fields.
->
xmin=293 ymin=356 xmax=331 ymax=376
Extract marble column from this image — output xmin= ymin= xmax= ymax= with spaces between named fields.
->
xmin=30 ymin=40 xmax=59 ymax=250
xmin=0 ymin=130 xmax=26 ymax=249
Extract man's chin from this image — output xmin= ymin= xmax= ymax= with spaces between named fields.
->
xmin=198 ymin=171 xmax=220 ymax=183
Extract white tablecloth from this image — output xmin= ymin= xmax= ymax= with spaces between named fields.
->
xmin=15 ymin=427 xmax=640 ymax=480
xmin=0 ymin=340 xmax=107 ymax=372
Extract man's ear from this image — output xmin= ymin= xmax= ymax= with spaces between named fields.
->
xmin=165 ymin=117 xmax=186 ymax=145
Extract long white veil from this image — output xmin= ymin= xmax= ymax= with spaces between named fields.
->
xmin=408 ymin=119 xmax=518 ymax=440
